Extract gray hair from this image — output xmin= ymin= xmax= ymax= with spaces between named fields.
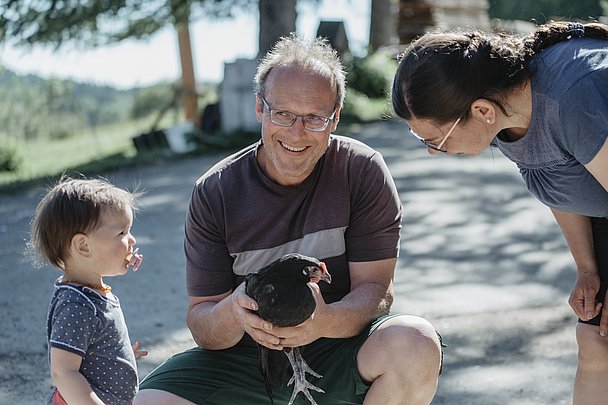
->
xmin=254 ymin=33 xmax=346 ymax=109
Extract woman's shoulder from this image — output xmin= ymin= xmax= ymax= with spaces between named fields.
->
xmin=532 ymin=38 xmax=608 ymax=84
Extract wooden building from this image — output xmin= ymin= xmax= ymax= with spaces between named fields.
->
xmin=398 ymin=0 xmax=491 ymax=43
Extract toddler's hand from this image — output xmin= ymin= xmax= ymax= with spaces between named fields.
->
xmin=132 ymin=340 xmax=148 ymax=359
xmin=126 ymin=248 xmax=143 ymax=272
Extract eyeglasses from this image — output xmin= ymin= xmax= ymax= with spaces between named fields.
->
xmin=408 ymin=116 xmax=462 ymax=153
xmin=260 ymin=96 xmax=336 ymax=132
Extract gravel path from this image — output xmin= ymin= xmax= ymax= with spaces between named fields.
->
xmin=0 ymin=120 xmax=578 ymax=404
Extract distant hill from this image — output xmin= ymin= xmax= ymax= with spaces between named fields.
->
xmin=0 ymin=66 xmax=137 ymax=125
xmin=0 ymin=66 xmax=173 ymax=140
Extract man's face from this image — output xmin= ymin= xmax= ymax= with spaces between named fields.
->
xmin=255 ymin=66 xmax=340 ymax=186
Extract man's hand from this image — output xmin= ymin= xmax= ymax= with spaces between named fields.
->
xmin=231 ymin=283 xmax=283 ymax=350
xmin=569 ymin=270 xmax=602 ymax=322
xmin=271 ymin=282 xmax=329 ymax=348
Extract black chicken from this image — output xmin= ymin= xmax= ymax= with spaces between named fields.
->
xmin=245 ymin=253 xmax=332 ymax=405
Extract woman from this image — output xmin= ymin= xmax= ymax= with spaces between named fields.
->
xmin=391 ymin=21 xmax=608 ymax=403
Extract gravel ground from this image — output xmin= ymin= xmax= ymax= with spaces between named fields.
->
xmin=0 ymin=120 xmax=579 ymax=404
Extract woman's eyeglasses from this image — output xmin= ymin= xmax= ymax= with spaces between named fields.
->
xmin=408 ymin=116 xmax=462 ymax=153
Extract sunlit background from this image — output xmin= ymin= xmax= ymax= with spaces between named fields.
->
xmin=0 ymin=0 xmax=371 ymax=88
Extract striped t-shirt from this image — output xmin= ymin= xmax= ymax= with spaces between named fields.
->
xmin=185 ymin=135 xmax=402 ymax=306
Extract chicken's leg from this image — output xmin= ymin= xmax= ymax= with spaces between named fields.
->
xmin=284 ymin=347 xmax=324 ymax=405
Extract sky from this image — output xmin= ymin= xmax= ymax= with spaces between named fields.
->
xmin=0 ymin=0 xmax=371 ymax=89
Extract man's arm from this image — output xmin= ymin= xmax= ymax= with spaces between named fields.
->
xmin=187 ymin=291 xmax=240 ymax=350
xmin=322 ymin=258 xmax=395 ymax=337
xmin=187 ymin=284 xmax=287 ymax=350
xmin=270 ymin=258 xmax=396 ymax=349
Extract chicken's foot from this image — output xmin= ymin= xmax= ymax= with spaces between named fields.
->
xmin=284 ymin=347 xmax=324 ymax=405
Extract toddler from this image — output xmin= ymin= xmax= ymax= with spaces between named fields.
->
xmin=30 ymin=176 xmax=146 ymax=405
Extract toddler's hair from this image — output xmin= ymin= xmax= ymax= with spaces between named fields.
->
xmin=29 ymin=175 xmax=140 ymax=269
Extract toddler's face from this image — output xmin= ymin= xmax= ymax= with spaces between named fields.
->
xmin=87 ymin=207 xmax=137 ymax=277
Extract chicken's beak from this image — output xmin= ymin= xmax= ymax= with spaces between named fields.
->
xmin=308 ymin=262 xmax=332 ymax=284
xmin=318 ymin=262 xmax=331 ymax=284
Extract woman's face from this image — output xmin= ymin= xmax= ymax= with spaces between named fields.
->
xmin=406 ymin=116 xmax=493 ymax=156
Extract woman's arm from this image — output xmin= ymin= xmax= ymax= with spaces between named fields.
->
xmin=551 ymin=209 xmax=604 ymax=330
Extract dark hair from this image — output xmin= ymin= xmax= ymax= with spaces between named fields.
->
xmin=30 ymin=175 xmax=140 ymax=269
xmin=391 ymin=21 xmax=608 ymax=124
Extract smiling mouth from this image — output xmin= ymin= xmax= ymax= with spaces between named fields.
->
xmin=280 ymin=141 xmax=307 ymax=152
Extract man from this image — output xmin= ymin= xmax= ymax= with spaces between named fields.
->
xmin=134 ymin=34 xmax=441 ymax=405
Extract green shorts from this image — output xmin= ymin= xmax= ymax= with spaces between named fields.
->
xmin=139 ymin=314 xmax=399 ymax=404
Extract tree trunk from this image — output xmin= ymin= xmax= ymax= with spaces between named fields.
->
xmin=258 ymin=0 xmax=297 ymax=58
xmin=369 ymin=0 xmax=396 ymax=51
xmin=176 ymin=20 xmax=199 ymax=128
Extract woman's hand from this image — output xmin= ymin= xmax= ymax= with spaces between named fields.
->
xmin=569 ymin=269 xmax=602 ymax=322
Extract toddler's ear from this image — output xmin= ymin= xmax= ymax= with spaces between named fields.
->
xmin=70 ymin=233 xmax=91 ymax=258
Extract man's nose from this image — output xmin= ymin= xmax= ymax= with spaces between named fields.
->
xmin=288 ymin=116 xmax=308 ymax=133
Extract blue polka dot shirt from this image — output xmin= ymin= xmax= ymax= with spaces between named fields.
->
xmin=47 ymin=279 xmax=138 ymax=405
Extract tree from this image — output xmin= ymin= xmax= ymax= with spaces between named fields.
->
xmin=369 ymin=0 xmax=396 ymax=51
xmin=0 ymin=0 xmax=253 ymax=128
xmin=0 ymin=1 xmax=252 ymax=46
xmin=258 ymin=0 xmax=297 ymax=58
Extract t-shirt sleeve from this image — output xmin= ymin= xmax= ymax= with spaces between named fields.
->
xmin=345 ymin=152 xmax=402 ymax=262
xmin=184 ymin=181 xmax=235 ymax=297
xmin=49 ymin=295 xmax=97 ymax=357
xmin=559 ymin=73 xmax=608 ymax=164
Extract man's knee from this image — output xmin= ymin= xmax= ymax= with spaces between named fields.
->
xmin=383 ymin=316 xmax=441 ymax=366
xmin=133 ymin=389 xmax=195 ymax=405
xmin=358 ymin=315 xmax=442 ymax=380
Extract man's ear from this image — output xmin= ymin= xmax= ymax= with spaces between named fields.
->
xmin=471 ymin=99 xmax=496 ymax=124
xmin=255 ymin=94 xmax=264 ymax=123
xmin=330 ymin=107 xmax=341 ymax=132
xmin=70 ymin=233 xmax=91 ymax=258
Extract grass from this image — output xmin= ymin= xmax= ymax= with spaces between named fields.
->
xmin=0 ymin=119 xmax=149 ymax=191
xmin=0 ymin=98 xmax=391 ymax=193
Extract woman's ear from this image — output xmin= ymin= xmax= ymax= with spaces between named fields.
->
xmin=70 ymin=233 xmax=91 ymax=258
xmin=471 ymin=99 xmax=496 ymax=124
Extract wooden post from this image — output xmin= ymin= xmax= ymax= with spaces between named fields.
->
xmin=176 ymin=20 xmax=200 ymax=128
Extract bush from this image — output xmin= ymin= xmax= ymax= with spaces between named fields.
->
xmin=346 ymin=52 xmax=398 ymax=99
xmin=0 ymin=138 xmax=24 ymax=173
xmin=341 ymin=88 xmax=392 ymax=123
xmin=130 ymin=84 xmax=174 ymax=120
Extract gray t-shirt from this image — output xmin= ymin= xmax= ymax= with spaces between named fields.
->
xmin=185 ymin=135 xmax=402 ymax=306
xmin=47 ymin=280 xmax=138 ymax=405
xmin=495 ymin=38 xmax=608 ymax=217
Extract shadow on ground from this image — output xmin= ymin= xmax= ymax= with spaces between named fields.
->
xmin=0 ymin=120 xmax=577 ymax=404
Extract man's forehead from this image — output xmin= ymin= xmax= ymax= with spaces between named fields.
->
xmin=266 ymin=66 xmax=332 ymax=87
